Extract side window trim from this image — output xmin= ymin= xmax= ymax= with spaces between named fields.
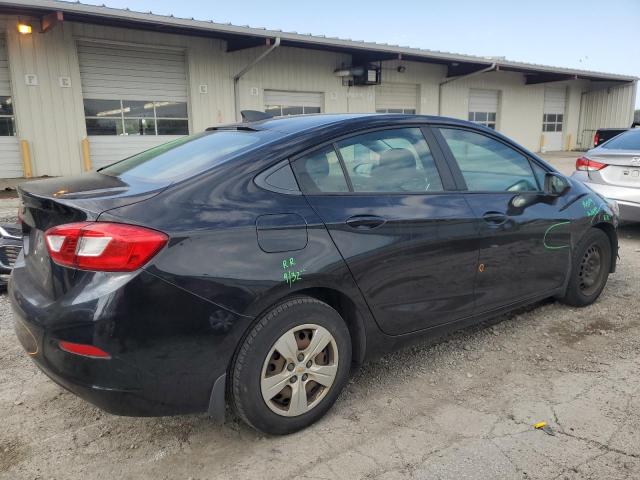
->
xmin=433 ymin=126 xmax=545 ymax=193
xmin=332 ymin=142 xmax=355 ymax=192
xmin=421 ymin=126 xmax=459 ymax=191
xmin=431 ymin=127 xmax=468 ymax=191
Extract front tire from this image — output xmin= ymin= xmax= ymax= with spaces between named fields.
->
xmin=561 ymin=228 xmax=611 ymax=307
xmin=231 ymin=296 xmax=352 ymax=435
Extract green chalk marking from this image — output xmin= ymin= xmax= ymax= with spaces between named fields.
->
xmin=281 ymin=257 xmax=304 ymax=287
xmin=543 ymin=221 xmax=571 ymax=250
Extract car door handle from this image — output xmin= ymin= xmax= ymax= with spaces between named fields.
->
xmin=482 ymin=211 xmax=509 ymax=226
xmin=346 ymin=215 xmax=386 ymax=230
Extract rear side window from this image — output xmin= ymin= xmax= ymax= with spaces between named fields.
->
xmin=601 ymin=129 xmax=640 ymax=150
xmin=336 ymin=128 xmax=443 ymax=193
xmin=100 ymin=130 xmax=267 ymax=182
xmin=293 ymin=145 xmax=349 ymax=193
xmin=439 ymin=128 xmax=539 ymax=192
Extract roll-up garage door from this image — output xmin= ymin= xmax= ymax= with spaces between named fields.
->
xmin=77 ymin=41 xmax=189 ymax=168
xmin=375 ymin=84 xmax=418 ymax=113
xmin=468 ymin=89 xmax=499 ymax=129
xmin=0 ymin=36 xmax=22 ymax=178
xmin=542 ymin=87 xmax=566 ymax=151
xmin=264 ymin=90 xmax=323 ymax=116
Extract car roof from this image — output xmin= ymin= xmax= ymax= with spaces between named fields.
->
xmin=218 ymin=113 xmax=475 ymax=135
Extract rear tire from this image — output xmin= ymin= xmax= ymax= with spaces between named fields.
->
xmin=231 ymin=296 xmax=351 ymax=435
xmin=561 ymin=228 xmax=611 ymax=307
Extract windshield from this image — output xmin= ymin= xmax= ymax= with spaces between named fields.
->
xmin=100 ymin=130 xmax=268 ymax=182
xmin=601 ymin=129 xmax=640 ymax=150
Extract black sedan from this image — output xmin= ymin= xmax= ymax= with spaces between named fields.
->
xmin=10 ymin=114 xmax=618 ymax=435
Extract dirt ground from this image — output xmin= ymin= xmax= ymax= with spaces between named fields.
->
xmin=1 ymin=196 xmax=640 ymax=479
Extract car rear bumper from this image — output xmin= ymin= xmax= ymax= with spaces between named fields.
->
xmin=571 ymin=173 xmax=640 ymax=222
xmin=9 ymin=265 xmax=253 ymax=417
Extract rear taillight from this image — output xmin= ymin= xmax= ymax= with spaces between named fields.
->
xmin=576 ymin=156 xmax=607 ymax=172
xmin=44 ymin=222 xmax=168 ymax=272
xmin=59 ymin=340 xmax=111 ymax=359
xmin=593 ymin=132 xmax=599 ymax=146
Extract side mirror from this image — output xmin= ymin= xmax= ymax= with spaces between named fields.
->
xmin=544 ymin=172 xmax=570 ymax=196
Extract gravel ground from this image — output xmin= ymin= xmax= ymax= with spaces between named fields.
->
xmin=1 ymin=205 xmax=639 ymax=479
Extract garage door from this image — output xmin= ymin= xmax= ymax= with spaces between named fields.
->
xmin=375 ymin=84 xmax=418 ymax=113
xmin=542 ymin=87 xmax=566 ymax=151
xmin=264 ymin=90 xmax=323 ymax=116
xmin=77 ymin=41 xmax=189 ymax=169
xmin=468 ymin=89 xmax=498 ymax=129
xmin=0 ymin=36 xmax=22 ymax=178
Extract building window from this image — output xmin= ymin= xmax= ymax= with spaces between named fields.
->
xmin=468 ymin=111 xmax=497 ymax=129
xmin=84 ymin=99 xmax=189 ymax=136
xmin=376 ymin=108 xmax=416 ymax=114
xmin=0 ymin=96 xmax=15 ymax=136
xmin=542 ymin=113 xmax=563 ymax=132
xmin=264 ymin=105 xmax=321 ymax=117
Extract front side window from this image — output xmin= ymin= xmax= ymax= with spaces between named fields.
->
xmin=84 ymin=99 xmax=189 ymax=136
xmin=336 ymin=128 xmax=443 ymax=193
xmin=542 ymin=113 xmax=563 ymax=132
xmin=0 ymin=96 xmax=15 ymax=136
xmin=440 ymin=128 xmax=539 ymax=192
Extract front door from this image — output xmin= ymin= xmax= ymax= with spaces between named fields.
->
xmin=434 ymin=127 xmax=571 ymax=313
xmin=291 ymin=127 xmax=479 ymax=335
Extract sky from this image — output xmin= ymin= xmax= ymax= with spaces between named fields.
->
xmin=82 ymin=0 xmax=640 ymax=107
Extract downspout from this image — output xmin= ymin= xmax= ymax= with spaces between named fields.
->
xmin=233 ymin=37 xmax=281 ymax=121
xmin=438 ymin=63 xmax=497 ymax=116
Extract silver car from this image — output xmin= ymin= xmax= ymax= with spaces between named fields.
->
xmin=572 ymin=129 xmax=640 ymax=222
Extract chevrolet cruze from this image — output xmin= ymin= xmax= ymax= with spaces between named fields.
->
xmin=11 ymin=114 xmax=618 ymax=434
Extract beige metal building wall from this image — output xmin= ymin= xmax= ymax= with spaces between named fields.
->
xmin=0 ymin=12 xmax=636 ymax=177
xmin=3 ymin=14 xmax=86 ymax=177
xmin=440 ymin=71 xmax=587 ymax=152
xmin=577 ymin=82 xmax=637 ymax=149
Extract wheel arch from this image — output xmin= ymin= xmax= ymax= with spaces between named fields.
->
xmin=592 ymin=222 xmax=618 ymax=273
xmin=242 ymin=286 xmax=369 ymax=368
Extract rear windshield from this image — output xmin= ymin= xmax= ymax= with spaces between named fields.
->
xmin=601 ymin=129 xmax=640 ymax=150
xmin=100 ymin=130 xmax=269 ymax=182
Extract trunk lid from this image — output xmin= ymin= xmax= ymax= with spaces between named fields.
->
xmin=18 ymin=172 xmax=169 ymax=299
xmin=587 ymin=150 xmax=640 ymax=188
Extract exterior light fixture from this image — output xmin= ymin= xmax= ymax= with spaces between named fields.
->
xmin=18 ymin=23 xmax=32 ymax=34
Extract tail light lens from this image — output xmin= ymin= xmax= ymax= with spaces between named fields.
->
xmin=44 ymin=222 xmax=168 ymax=271
xmin=593 ymin=132 xmax=599 ymax=146
xmin=576 ymin=156 xmax=607 ymax=172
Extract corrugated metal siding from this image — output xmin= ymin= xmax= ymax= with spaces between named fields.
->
xmin=264 ymin=90 xmax=323 ymax=107
xmin=88 ymin=136 xmax=181 ymax=169
xmin=577 ymin=82 xmax=637 ymax=149
xmin=375 ymin=83 xmax=418 ymax=111
xmin=77 ymin=41 xmax=188 ymax=101
xmin=0 ymin=35 xmax=10 ymax=96
xmin=468 ymin=89 xmax=499 ymax=112
xmin=5 ymin=16 xmax=87 ymax=176
xmin=441 ymin=71 xmax=546 ymax=151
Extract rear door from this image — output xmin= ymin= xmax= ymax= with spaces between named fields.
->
xmin=433 ymin=126 xmax=571 ymax=313
xmin=292 ymin=126 xmax=479 ymax=336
